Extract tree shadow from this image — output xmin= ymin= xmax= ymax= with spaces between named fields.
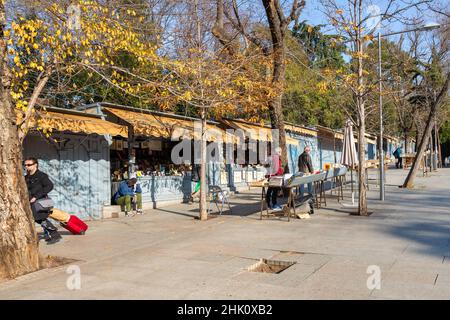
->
xmin=383 ymin=221 xmax=450 ymax=258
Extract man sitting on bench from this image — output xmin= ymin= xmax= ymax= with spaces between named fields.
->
xmin=113 ymin=177 xmax=142 ymax=216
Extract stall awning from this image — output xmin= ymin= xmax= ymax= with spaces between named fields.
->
xmin=220 ymin=119 xmax=300 ymax=145
xmin=316 ymin=125 xmax=344 ymax=141
xmin=335 ymin=132 xmax=344 ymax=140
xmin=365 ymin=135 xmax=377 ymax=145
xmin=220 ymin=119 xmax=274 ymax=142
xmin=284 ymin=123 xmax=318 ymax=137
xmin=104 ymin=107 xmax=224 ymax=141
xmin=286 ymin=136 xmax=299 ymax=145
xmin=18 ymin=109 xmax=128 ymax=137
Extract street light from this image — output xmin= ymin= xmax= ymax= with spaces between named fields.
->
xmin=377 ymin=22 xmax=440 ymax=201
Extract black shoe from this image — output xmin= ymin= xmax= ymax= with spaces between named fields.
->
xmin=46 ymin=237 xmax=61 ymax=245
xmin=46 ymin=230 xmax=62 ymax=244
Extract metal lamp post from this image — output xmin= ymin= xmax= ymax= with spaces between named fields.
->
xmin=378 ymin=32 xmax=384 ymax=201
xmin=377 ymin=22 xmax=440 ymax=201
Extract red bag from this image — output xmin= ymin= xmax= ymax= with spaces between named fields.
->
xmin=61 ymin=215 xmax=88 ymax=235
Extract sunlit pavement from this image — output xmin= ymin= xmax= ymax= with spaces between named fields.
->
xmin=1 ymin=167 xmax=450 ymax=299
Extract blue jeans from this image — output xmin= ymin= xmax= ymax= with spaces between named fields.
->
xmin=266 ymin=187 xmax=279 ymax=207
xmin=300 ymin=183 xmax=314 ymax=199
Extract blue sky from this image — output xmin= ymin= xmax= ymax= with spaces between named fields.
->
xmin=301 ymin=0 xmax=439 ymax=33
xmin=299 ymin=0 xmax=441 ymax=56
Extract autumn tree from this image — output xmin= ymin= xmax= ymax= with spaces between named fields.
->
xmin=403 ymin=14 xmax=450 ymax=188
xmin=0 ymin=0 xmax=40 ymax=280
xmin=319 ymin=0 xmax=432 ymax=215
xmin=137 ymin=0 xmax=274 ymax=220
xmin=211 ymin=0 xmax=307 ymax=172
xmin=362 ymin=37 xmax=419 ymax=149
xmin=1 ymin=0 xmax=163 ymax=280
xmin=284 ymin=21 xmax=347 ymax=128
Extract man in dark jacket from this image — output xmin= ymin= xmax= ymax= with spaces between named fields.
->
xmin=24 ymin=157 xmax=62 ymax=244
xmin=393 ymin=145 xmax=403 ymax=168
xmin=297 ymin=146 xmax=315 ymax=200
xmin=298 ymin=146 xmax=314 ymax=174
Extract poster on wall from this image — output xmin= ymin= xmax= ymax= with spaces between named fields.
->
xmin=234 ymin=171 xmax=242 ymax=183
xmin=220 ymin=171 xmax=228 ymax=185
xmin=116 ymin=140 xmax=123 ymax=151
xmin=149 ymin=140 xmax=162 ymax=151
xmin=257 ymin=171 xmax=265 ymax=180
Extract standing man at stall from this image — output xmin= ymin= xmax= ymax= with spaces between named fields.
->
xmin=298 ymin=146 xmax=315 ymax=200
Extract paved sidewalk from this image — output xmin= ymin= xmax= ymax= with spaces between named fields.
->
xmin=1 ymin=168 xmax=450 ymax=299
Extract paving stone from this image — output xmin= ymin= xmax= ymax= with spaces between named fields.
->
xmin=1 ymin=168 xmax=450 ymax=299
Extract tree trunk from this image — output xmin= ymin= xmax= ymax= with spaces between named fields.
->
xmin=212 ymin=0 xmax=297 ymax=172
xmin=438 ymin=130 xmax=442 ymax=168
xmin=0 ymin=2 xmax=40 ymax=280
xmin=357 ymin=113 xmax=368 ymax=216
xmin=356 ymin=1 xmax=367 ymax=216
xmin=199 ymin=107 xmax=208 ymax=220
xmin=404 ymin=132 xmax=409 ymax=154
xmin=433 ymin=118 xmax=438 ymax=170
xmin=262 ymin=0 xmax=288 ymax=172
xmin=429 ymin=134 xmax=434 ymax=171
xmin=268 ymin=95 xmax=288 ymax=171
xmin=403 ymin=73 xmax=450 ymax=188
xmin=17 ymin=71 xmax=51 ymax=143
xmin=415 ymin=130 xmax=419 ymax=152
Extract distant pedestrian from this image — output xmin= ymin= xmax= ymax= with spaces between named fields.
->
xmin=24 ymin=157 xmax=62 ymax=245
xmin=393 ymin=145 xmax=403 ymax=168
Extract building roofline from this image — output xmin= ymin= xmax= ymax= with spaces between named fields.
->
xmin=78 ymin=102 xmax=221 ymax=125
xmin=37 ymin=105 xmax=103 ymax=119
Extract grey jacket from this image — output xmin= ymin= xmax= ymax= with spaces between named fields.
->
xmin=298 ymin=152 xmax=313 ymax=173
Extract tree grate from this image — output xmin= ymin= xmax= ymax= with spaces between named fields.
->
xmin=247 ymin=259 xmax=296 ymax=274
